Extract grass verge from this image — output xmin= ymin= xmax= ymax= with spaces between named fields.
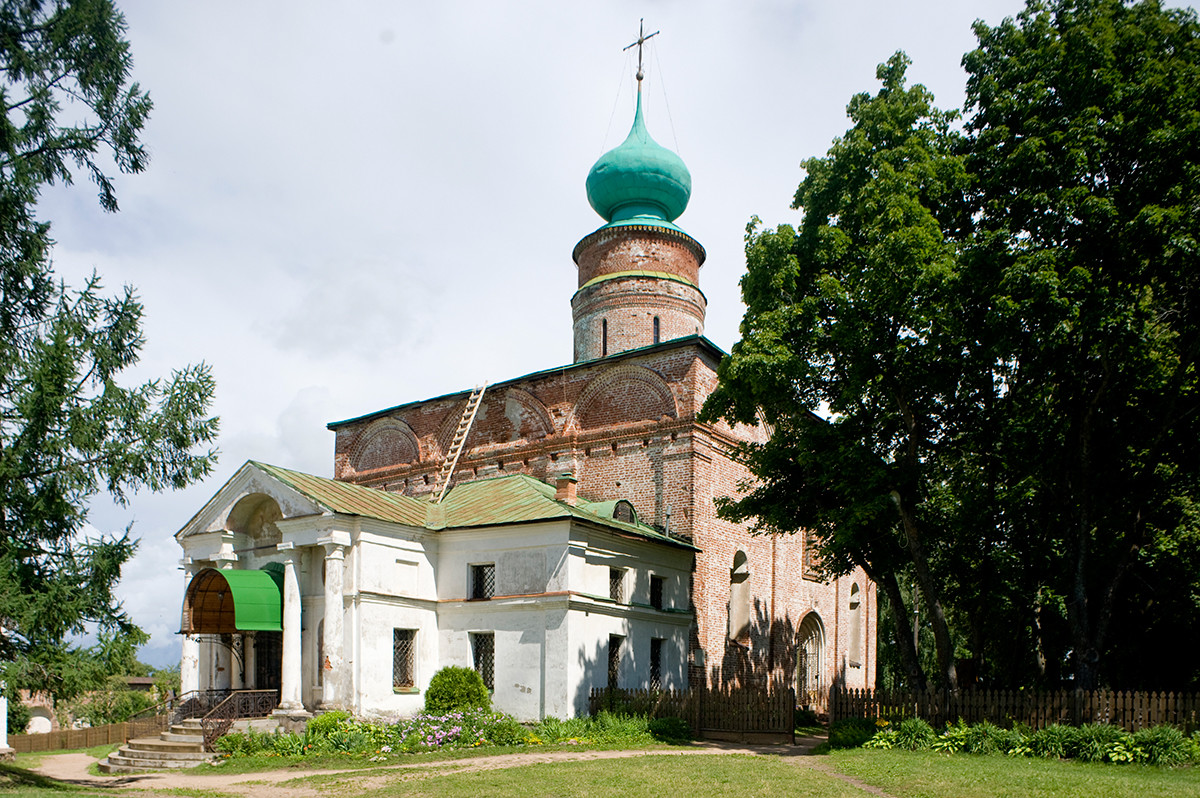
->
xmin=830 ymin=748 xmax=1200 ymax=798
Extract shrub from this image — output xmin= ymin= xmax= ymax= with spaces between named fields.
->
xmin=1133 ymin=724 xmax=1191 ymax=766
xmin=307 ymin=710 xmax=351 ymax=738
xmin=270 ymin=732 xmax=307 ymax=756
xmin=794 ymin=708 xmax=820 ymax=728
xmin=829 ymin=718 xmax=877 ymax=749
xmin=1028 ymin=724 xmax=1080 ymax=759
xmin=1075 ymin=723 xmax=1129 ymax=763
xmin=894 ymin=717 xmax=936 ymax=751
xmin=213 ymin=730 xmax=273 ymax=756
xmin=862 ymin=729 xmax=897 ymax=749
xmin=424 ymin=666 xmax=490 ymax=714
xmin=648 ymin=716 xmax=693 ymax=744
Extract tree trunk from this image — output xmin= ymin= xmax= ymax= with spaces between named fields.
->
xmin=892 ymin=491 xmax=958 ymax=691
xmin=875 ymin=568 xmax=927 ymax=691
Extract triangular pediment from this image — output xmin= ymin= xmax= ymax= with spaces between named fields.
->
xmin=175 ymin=461 xmax=329 ymax=540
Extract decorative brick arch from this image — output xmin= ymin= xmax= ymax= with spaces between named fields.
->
xmin=348 ymin=418 xmax=421 ymax=473
xmin=503 ymin=387 xmax=554 ymax=441
xmin=568 ymin=365 xmax=677 ymax=431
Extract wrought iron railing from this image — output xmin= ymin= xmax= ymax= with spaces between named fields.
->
xmin=200 ymin=689 xmax=279 ymax=751
xmin=169 ymin=689 xmax=232 ymax=725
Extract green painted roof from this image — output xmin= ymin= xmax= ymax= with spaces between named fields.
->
xmin=586 ymin=89 xmax=691 ymax=224
xmin=244 ymin=462 xmax=694 ymax=550
xmin=252 ymin=461 xmax=430 ymax=527
xmin=219 ymin=568 xmax=283 ymax=631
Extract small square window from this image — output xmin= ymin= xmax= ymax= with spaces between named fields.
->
xmin=609 ymin=568 xmax=624 ymax=603
xmin=650 ymin=575 xmax=664 ymax=610
xmin=393 ymin=629 xmax=416 ymax=689
xmin=471 ymin=563 xmax=495 ymax=600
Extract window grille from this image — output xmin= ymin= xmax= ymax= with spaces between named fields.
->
xmin=472 ymin=632 xmax=495 ymax=690
xmin=650 ymin=576 xmax=664 ymax=610
xmin=609 ymin=568 xmax=624 ymax=603
xmin=471 ymin=563 xmax=495 ymax=599
xmin=393 ymin=629 xmax=415 ymax=688
xmin=608 ymin=634 xmax=623 ymax=688
xmin=650 ymin=638 xmax=663 ymax=690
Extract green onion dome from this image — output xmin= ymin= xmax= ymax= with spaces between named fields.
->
xmin=585 ymin=91 xmax=691 ymax=224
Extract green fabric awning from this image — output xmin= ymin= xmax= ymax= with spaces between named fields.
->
xmin=222 ymin=568 xmax=283 ymax=631
xmin=183 ymin=567 xmax=283 ymax=633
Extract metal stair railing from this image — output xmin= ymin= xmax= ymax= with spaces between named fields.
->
xmin=199 ymin=689 xmax=280 ymax=751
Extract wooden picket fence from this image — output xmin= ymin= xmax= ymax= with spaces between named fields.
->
xmin=7 ymin=715 xmax=169 ymax=754
xmin=830 ymin=686 xmax=1200 ymax=733
xmin=590 ymin=677 xmax=795 ymax=744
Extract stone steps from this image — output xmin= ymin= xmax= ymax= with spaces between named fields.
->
xmin=97 ymin=719 xmax=208 ymax=774
xmin=97 ymin=716 xmax=280 ymax=774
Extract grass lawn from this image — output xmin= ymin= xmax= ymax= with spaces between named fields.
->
xmin=830 ymin=748 xmax=1200 ymax=798
xmin=286 ymin=754 xmax=863 ymax=798
xmin=5 ymin=743 xmax=1200 ymax=797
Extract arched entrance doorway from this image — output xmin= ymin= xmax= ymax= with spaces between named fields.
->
xmin=181 ymin=567 xmax=284 ymax=694
xmin=796 ymin=612 xmax=826 ymax=711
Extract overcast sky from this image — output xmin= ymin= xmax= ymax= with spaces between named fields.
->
xmin=40 ymin=0 xmax=1187 ymax=668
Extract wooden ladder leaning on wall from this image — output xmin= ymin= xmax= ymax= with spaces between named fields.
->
xmin=430 ymin=382 xmax=487 ymax=504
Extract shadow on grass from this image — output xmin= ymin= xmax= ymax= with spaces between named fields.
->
xmin=1 ymin=762 xmax=85 ymax=792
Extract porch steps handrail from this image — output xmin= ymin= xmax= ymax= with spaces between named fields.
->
xmin=199 ymin=689 xmax=280 ymax=751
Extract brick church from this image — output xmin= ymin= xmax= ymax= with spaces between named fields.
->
xmin=324 ymin=71 xmax=876 ymax=691
xmin=176 ymin=62 xmax=874 ymax=721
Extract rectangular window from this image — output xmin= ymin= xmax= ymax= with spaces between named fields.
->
xmin=609 ymin=568 xmax=624 ymax=603
xmin=608 ymin=634 xmax=623 ymax=688
xmin=471 ymin=632 xmax=495 ymax=690
xmin=393 ymin=629 xmax=416 ymax=689
xmin=471 ymin=563 xmax=495 ymax=600
xmin=650 ymin=575 xmax=664 ymax=610
xmin=650 ymin=638 xmax=663 ymax=690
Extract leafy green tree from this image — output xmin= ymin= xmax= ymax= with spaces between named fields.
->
xmin=962 ymin=0 xmax=1200 ymax=689
xmin=703 ymin=53 xmax=972 ymax=690
xmin=0 ymin=0 xmax=218 ymax=700
xmin=706 ymin=0 xmax=1200 ymax=691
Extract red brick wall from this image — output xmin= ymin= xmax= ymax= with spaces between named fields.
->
xmin=571 ymin=225 xmax=706 ymax=362
xmin=331 ymin=339 xmax=876 ymax=693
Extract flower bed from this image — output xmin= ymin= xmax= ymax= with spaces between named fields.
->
xmin=213 ymin=709 xmax=689 ymax=761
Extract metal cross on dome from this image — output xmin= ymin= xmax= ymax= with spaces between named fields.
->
xmin=623 ymin=18 xmax=659 ymax=83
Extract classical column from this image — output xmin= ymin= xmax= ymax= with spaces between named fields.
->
xmin=276 ymin=543 xmax=305 ymax=713
xmin=180 ymin=563 xmax=201 ymax=695
xmin=213 ymin=635 xmax=231 ymax=690
xmin=244 ymin=632 xmax=257 ymax=689
xmin=319 ymin=542 xmax=346 ymax=710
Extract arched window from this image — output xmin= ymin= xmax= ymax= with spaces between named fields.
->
xmin=601 ymin=318 xmax=608 ymax=357
xmin=728 ymin=551 xmax=750 ymax=644
xmin=653 ymin=316 xmax=660 ymax=344
xmin=796 ymin=613 xmax=825 ymax=710
xmin=848 ymin=582 xmax=862 ymax=668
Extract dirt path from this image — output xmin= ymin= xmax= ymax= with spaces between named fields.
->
xmin=30 ymin=736 xmax=898 ymax=798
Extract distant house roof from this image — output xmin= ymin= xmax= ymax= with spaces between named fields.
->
xmin=249 ymin=461 xmax=696 ymax=551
